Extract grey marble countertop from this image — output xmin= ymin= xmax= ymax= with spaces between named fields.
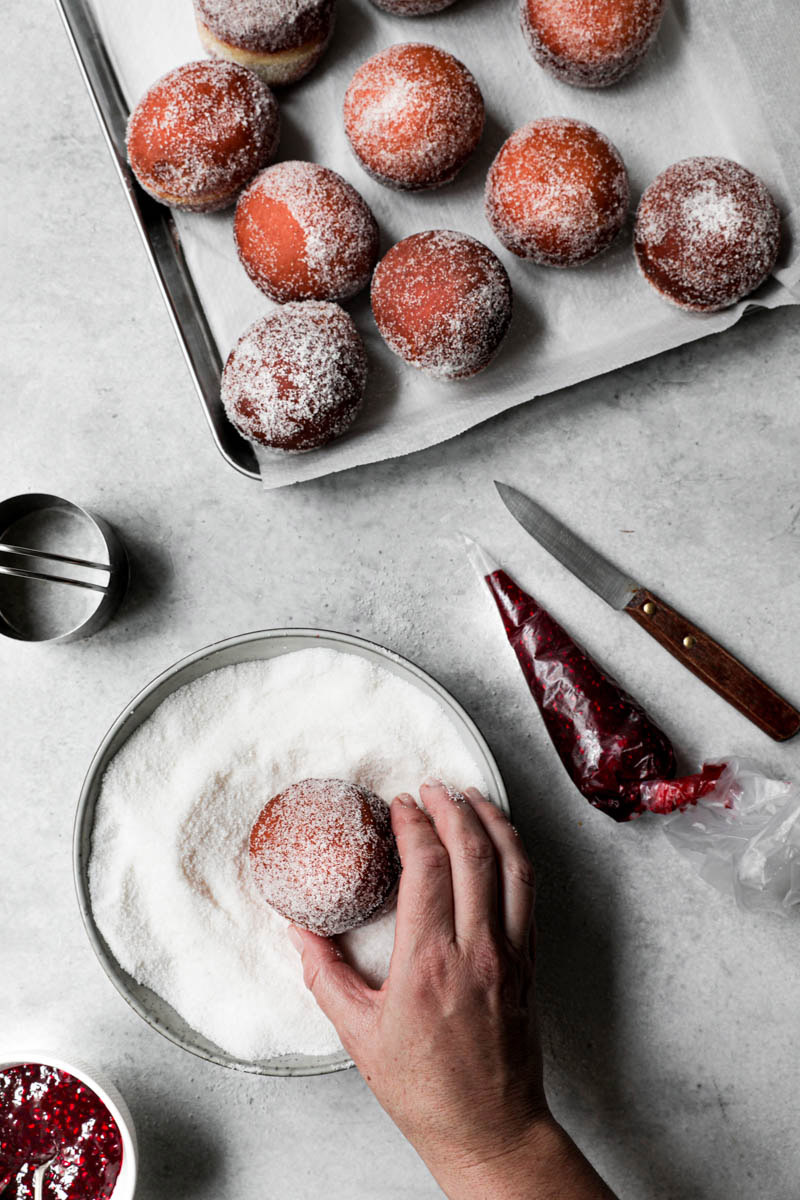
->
xmin=2 ymin=3 xmax=800 ymax=1197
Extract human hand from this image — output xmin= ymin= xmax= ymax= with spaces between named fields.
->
xmin=289 ymin=781 xmax=614 ymax=1199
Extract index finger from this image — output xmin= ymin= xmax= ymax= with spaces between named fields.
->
xmin=390 ymin=793 xmax=454 ymax=953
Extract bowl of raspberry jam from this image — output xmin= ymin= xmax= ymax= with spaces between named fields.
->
xmin=0 ymin=1053 xmax=136 ymax=1199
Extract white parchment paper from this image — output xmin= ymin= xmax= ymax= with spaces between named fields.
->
xmin=90 ymin=0 xmax=800 ymax=488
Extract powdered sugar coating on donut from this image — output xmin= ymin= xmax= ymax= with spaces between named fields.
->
xmin=634 ymin=156 xmax=781 ymax=313
xmin=234 ymin=161 xmax=379 ymax=303
xmin=126 ymin=60 xmax=279 ymax=212
xmin=371 ymin=230 xmax=513 ymax=379
xmin=485 ymin=117 xmax=629 ymax=267
xmin=521 ymin=0 xmax=665 ymax=88
xmin=369 ymin=0 xmax=459 ymax=13
xmin=249 ymin=778 xmax=401 ymax=936
xmin=343 ymin=43 xmax=484 ymax=191
xmin=221 ymin=302 xmax=366 ymax=452
xmin=194 ymin=0 xmax=334 ymax=53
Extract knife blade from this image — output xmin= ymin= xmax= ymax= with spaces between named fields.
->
xmin=494 ymin=481 xmax=800 ymax=742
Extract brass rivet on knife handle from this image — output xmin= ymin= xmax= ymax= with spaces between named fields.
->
xmin=626 ymin=587 xmax=800 ymax=742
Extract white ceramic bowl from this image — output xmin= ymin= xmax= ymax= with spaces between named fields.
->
xmin=0 ymin=1050 xmax=137 ymax=1198
xmin=74 ymin=627 xmax=509 ymax=1076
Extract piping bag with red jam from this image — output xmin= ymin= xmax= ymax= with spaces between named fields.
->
xmin=466 ymin=538 xmax=723 ymax=821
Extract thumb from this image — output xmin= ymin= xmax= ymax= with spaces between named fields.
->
xmin=288 ymin=926 xmax=376 ymax=1033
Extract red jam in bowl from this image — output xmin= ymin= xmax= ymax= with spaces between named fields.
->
xmin=0 ymin=1063 xmax=123 ymax=1199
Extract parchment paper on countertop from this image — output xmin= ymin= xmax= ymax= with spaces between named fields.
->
xmin=90 ymin=0 xmax=800 ymax=488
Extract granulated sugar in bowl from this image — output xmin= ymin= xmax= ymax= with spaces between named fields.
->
xmin=77 ymin=630 xmax=507 ymax=1075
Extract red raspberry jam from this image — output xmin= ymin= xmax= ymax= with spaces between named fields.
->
xmin=0 ymin=1062 xmax=123 ymax=1199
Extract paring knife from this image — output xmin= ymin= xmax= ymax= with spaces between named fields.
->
xmin=494 ymin=481 xmax=800 ymax=742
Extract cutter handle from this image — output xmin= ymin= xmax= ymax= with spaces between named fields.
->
xmin=625 ymin=588 xmax=800 ymax=742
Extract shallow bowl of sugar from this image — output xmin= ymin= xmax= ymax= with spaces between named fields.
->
xmin=75 ymin=627 xmax=508 ymax=1076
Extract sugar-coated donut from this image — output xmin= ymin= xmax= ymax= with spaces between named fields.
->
xmin=634 ymin=157 xmax=781 ymax=313
xmin=368 ymin=0 xmax=459 ymax=12
xmin=521 ymin=0 xmax=665 ymax=88
xmin=371 ymin=230 xmax=513 ymax=379
xmin=249 ymin=778 xmax=401 ymax=936
xmin=234 ymin=161 xmax=379 ymax=303
xmin=126 ymin=60 xmax=279 ymax=212
xmin=193 ymin=0 xmax=335 ymax=86
xmin=221 ymin=302 xmax=366 ymax=452
xmin=343 ymin=43 xmax=484 ymax=191
xmin=485 ymin=117 xmax=629 ymax=267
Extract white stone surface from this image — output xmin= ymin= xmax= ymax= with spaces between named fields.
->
xmin=2 ymin=2 xmax=800 ymax=1197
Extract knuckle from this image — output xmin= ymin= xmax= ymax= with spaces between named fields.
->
xmin=469 ymin=938 xmax=504 ymax=984
xmin=413 ymin=943 xmax=451 ymax=988
xmin=303 ymin=960 xmax=324 ymax=995
xmin=303 ymin=948 xmax=340 ymax=996
xmin=416 ymin=844 xmax=450 ymax=873
xmin=458 ymin=836 xmax=494 ymax=866
xmin=507 ymin=856 xmax=536 ymax=890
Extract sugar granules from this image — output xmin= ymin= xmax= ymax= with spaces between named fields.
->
xmin=89 ymin=648 xmax=486 ymax=1060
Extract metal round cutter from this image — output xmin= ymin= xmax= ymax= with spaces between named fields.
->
xmin=0 ymin=494 xmax=129 ymax=643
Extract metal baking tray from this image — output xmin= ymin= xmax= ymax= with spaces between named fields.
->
xmin=55 ymin=0 xmax=261 ymax=481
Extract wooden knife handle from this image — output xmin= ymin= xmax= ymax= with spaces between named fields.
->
xmin=625 ymin=588 xmax=800 ymax=742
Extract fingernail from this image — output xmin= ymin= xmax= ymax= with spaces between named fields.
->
xmin=287 ymin=926 xmax=303 ymax=953
xmin=464 ymin=787 xmax=485 ymax=804
xmin=395 ymin=793 xmax=417 ymax=808
xmin=421 ymin=777 xmax=443 ymax=790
